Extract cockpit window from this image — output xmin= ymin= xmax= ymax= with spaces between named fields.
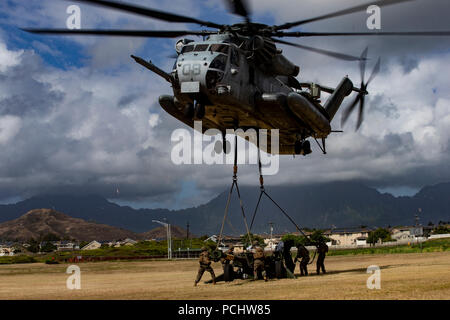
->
xmin=181 ymin=44 xmax=212 ymax=53
xmin=181 ymin=45 xmax=194 ymax=54
xmin=210 ymin=54 xmax=227 ymax=71
xmin=194 ymin=44 xmax=209 ymax=51
xmin=210 ymin=44 xmax=229 ymax=54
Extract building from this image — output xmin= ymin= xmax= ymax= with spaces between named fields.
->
xmin=391 ymin=226 xmax=434 ymax=240
xmin=355 ymin=237 xmax=367 ymax=246
xmin=324 ymin=227 xmax=373 ymax=246
xmin=81 ymin=240 xmax=101 ymax=250
xmin=56 ymin=241 xmax=79 ymax=251
xmin=391 ymin=227 xmax=414 ymax=241
xmin=0 ymin=243 xmax=15 ymax=256
xmin=120 ymin=238 xmax=137 ymax=246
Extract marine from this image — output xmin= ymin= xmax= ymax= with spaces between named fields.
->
xmin=220 ymin=245 xmax=234 ymax=266
xmin=294 ymin=244 xmax=310 ymax=276
xmin=194 ymin=246 xmax=216 ymax=286
xmin=252 ymin=241 xmax=268 ymax=281
xmin=316 ymin=240 xmax=328 ymax=275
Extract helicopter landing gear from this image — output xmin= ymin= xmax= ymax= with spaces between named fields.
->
xmin=294 ymin=140 xmax=312 ymax=156
xmin=183 ymin=103 xmax=194 ymax=118
xmin=216 ymin=135 xmax=253 ymax=252
xmin=194 ymin=102 xmax=205 ymax=119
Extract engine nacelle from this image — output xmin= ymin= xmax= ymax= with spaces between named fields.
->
xmin=287 ymin=92 xmax=331 ymax=135
xmin=268 ymin=54 xmax=300 ymax=77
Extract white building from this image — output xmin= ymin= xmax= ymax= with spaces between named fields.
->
xmin=81 ymin=240 xmax=101 ymax=250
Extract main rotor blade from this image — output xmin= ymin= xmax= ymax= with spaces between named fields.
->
xmin=341 ymin=94 xmax=361 ymax=127
xmin=273 ymin=31 xmax=450 ymax=37
xmin=226 ymin=0 xmax=251 ymax=22
xmin=273 ymin=38 xmax=364 ymax=61
xmin=273 ymin=0 xmax=414 ymax=31
xmin=67 ymin=0 xmax=222 ymax=29
xmin=367 ymin=57 xmax=381 ymax=86
xmin=21 ymin=28 xmax=215 ymax=38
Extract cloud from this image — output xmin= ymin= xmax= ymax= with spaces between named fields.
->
xmin=0 ymin=115 xmax=22 ymax=144
xmin=0 ymin=41 xmax=23 ymax=72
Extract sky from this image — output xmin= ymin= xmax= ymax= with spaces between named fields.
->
xmin=0 ymin=0 xmax=449 ymax=209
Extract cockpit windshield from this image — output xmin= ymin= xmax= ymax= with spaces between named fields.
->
xmin=210 ymin=44 xmax=229 ymax=54
xmin=180 ymin=44 xmax=210 ymax=54
xmin=181 ymin=45 xmax=194 ymax=54
xmin=194 ymin=44 xmax=209 ymax=51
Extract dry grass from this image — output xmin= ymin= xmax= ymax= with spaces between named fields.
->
xmin=0 ymin=251 xmax=449 ymax=300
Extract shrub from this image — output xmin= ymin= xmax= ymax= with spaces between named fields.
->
xmin=432 ymin=225 xmax=450 ymax=235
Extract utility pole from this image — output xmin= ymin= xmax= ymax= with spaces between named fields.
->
xmin=268 ymin=222 xmax=274 ymax=240
xmin=416 ymin=208 xmax=423 ymax=250
xmin=152 ymin=219 xmax=172 ymax=260
xmin=416 ymin=207 xmax=423 ymax=226
xmin=268 ymin=222 xmax=274 ymax=249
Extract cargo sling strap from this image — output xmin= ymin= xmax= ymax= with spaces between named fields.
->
xmin=249 ymin=135 xmax=318 ymax=265
xmin=216 ymin=135 xmax=253 ymax=250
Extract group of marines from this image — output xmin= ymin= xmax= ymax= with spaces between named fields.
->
xmin=194 ymin=240 xmax=329 ymax=286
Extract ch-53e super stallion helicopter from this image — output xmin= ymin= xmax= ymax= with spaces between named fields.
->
xmin=24 ymin=0 xmax=450 ymax=156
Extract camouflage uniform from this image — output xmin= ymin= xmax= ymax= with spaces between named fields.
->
xmin=316 ymin=242 xmax=328 ymax=274
xmin=195 ymin=247 xmax=216 ymax=286
xmin=252 ymin=243 xmax=267 ymax=281
xmin=220 ymin=246 xmax=234 ymax=265
xmin=295 ymin=245 xmax=310 ymax=276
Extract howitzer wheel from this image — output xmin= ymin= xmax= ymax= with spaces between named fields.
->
xmin=223 ymin=263 xmax=234 ymax=282
xmin=275 ymin=260 xmax=285 ymax=279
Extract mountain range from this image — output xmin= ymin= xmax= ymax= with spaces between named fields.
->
xmin=0 ymin=209 xmax=138 ymax=241
xmin=0 ymin=181 xmax=448 ymax=236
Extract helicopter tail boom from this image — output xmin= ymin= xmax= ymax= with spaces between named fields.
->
xmin=324 ymin=77 xmax=354 ymax=120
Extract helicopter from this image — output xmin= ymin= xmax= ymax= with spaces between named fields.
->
xmin=23 ymin=0 xmax=450 ymax=156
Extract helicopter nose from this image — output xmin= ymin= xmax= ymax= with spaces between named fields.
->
xmin=177 ymin=61 xmax=208 ymax=83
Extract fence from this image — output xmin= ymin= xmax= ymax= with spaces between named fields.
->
xmin=172 ymin=249 xmax=202 ymax=259
xmin=302 ymin=238 xmax=428 ymax=252
xmin=63 ymin=249 xmax=202 ymax=263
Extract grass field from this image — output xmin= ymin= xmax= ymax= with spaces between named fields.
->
xmin=0 ymin=251 xmax=449 ymax=300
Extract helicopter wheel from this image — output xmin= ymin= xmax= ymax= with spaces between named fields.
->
xmin=183 ymin=103 xmax=194 ymax=119
xmin=194 ymin=102 xmax=205 ymax=119
xmin=302 ymin=140 xmax=312 ymax=155
xmin=294 ymin=140 xmax=312 ymax=156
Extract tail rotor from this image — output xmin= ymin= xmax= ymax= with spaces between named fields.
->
xmin=341 ymin=48 xmax=380 ymax=130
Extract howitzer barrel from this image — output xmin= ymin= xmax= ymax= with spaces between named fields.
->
xmin=287 ymin=92 xmax=331 ymax=135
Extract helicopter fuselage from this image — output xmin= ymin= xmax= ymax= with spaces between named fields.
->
xmin=156 ymin=33 xmax=353 ymax=155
